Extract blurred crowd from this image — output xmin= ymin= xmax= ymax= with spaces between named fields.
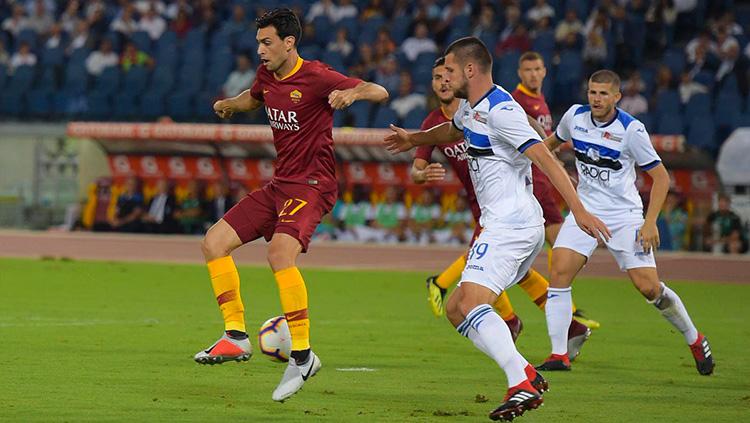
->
xmin=78 ymin=176 xmax=748 ymax=254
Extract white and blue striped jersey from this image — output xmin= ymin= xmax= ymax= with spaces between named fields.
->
xmin=452 ymin=85 xmax=544 ymax=229
xmin=555 ymin=104 xmax=662 ymax=218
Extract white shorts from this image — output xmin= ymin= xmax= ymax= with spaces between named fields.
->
xmin=553 ymin=214 xmax=656 ymax=271
xmin=459 ymin=225 xmax=545 ymax=295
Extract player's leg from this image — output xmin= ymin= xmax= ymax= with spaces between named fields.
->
xmin=270 ymin=185 xmax=336 ymax=401
xmin=194 ymin=186 xmax=278 ymax=364
xmin=492 ymin=291 xmax=523 ymax=342
xmin=426 ymin=253 xmax=466 ymax=317
xmin=627 ymin=266 xmax=714 ymax=375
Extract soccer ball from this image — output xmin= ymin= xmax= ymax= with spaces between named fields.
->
xmin=258 ymin=316 xmax=292 ymax=362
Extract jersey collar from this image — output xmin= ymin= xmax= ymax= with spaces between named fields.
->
xmin=275 ymin=56 xmax=304 ymax=81
xmin=590 ymin=108 xmax=619 ymax=128
xmin=516 ymin=83 xmax=540 ymax=98
xmin=471 ymin=86 xmax=497 ymax=109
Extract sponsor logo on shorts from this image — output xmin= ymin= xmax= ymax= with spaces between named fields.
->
xmin=466 ymin=264 xmax=484 ymax=271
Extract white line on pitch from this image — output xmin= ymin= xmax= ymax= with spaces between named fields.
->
xmin=335 ymin=367 xmax=377 ymax=372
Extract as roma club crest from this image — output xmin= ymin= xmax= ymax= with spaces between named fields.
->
xmin=290 ymin=89 xmax=302 ymax=103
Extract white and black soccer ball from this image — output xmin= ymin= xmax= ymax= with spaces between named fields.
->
xmin=258 ymin=316 xmax=292 ymax=362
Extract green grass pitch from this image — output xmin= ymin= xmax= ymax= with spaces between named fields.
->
xmin=1 ymin=258 xmax=748 ymax=422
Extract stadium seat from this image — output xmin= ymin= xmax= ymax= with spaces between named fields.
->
xmin=333 ymin=110 xmax=345 ymax=127
xmin=372 ymin=106 xmax=398 ymax=128
xmin=411 ymin=65 xmax=433 ymax=94
xmin=148 ymin=65 xmax=175 ymax=96
xmin=299 ymin=45 xmax=321 ymax=61
xmin=347 ymin=101 xmax=371 ymax=127
xmin=131 ymin=31 xmax=153 ymax=54
xmin=336 ymin=17 xmax=359 ymax=39
xmin=15 ymin=28 xmax=38 ymax=50
xmin=654 ymin=90 xmax=681 ymax=120
xmin=554 ymin=50 xmax=583 ymax=104
xmin=68 ymin=48 xmax=91 ymax=69
xmin=496 ymin=51 xmax=521 ymax=89
xmin=36 ymin=67 xmax=58 ymax=91
xmin=714 ymin=92 xmax=742 ymax=129
xmin=40 ymin=46 xmax=65 ymax=67
xmin=167 ymin=92 xmax=195 ymax=121
xmin=402 ymin=107 xmax=427 ymax=129
xmin=0 ymin=65 xmax=36 ymax=116
xmin=27 ymin=89 xmax=53 ymax=116
xmin=312 ymin=16 xmax=333 ymax=47
xmin=662 ymin=48 xmax=685 ymax=76
xmin=321 ymin=50 xmax=346 ymax=73
xmin=204 ymin=57 xmax=232 ymax=95
xmin=685 ymin=93 xmax=711 ymax=121
xmin=112 ymin=92 xmax=139 ymax=120
xmin=532 ymin=31 xmax=555 ymax=58
xmin=686 ymin=116 xmax=716 ymax=152
xmin=176 ymin=64 xmax=204 ymax=95
xmin=139 ymin=91 xmax=167 ymax=118
xmin=656 ymin=113 xmax=685 ymax=135
xmin=91 ymin=67 xmax=121 ymax=96
xmin=635 ymin=113 xmax=654 ymax=132
xmin=0 ymin=65 xmax=6 ymax=91
xmin=390 ymin=15 xmax=412 ymax=44
xmin=119 ymin=66 xmax=150 ymax=96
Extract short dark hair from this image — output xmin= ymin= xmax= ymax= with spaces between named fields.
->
xmin=444 ymin=36 xmax=492 ymax=73
xmin=433 ymin=56 xmax=445 ymax=68
xmin=256 ymin=8 xmax=301 ymax=46
xmin=519 ymin=51 xmax=544 ymax=66
xmin=589 ymin=69 xmax=621 ymax=89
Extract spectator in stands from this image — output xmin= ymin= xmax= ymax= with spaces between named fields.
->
xmin=471 ymin=6 xmax=498 ymax=41
xmin=85 ymin=38 xmax=118 ymax=76
xmin=120 ymin=41 xmax=154 ymax=72
xmin=704 ymin=193 xmax=748 ymax=254
xmin=678 ymin=70 xmax=709 ymax=104
xmin=2 ymin=4 xmax=30 ymax=38
xmin=401 ymin=21 xmax=437 ymax=62
xmin=175 ymin=181 xmax=205 ymax=234
xmin=619 ymin=82 xmax=648 ymax=116
xmin=435 ymin=194 xmax=474 ymax=245
xmin=495 ymin=23 xmax=531 ymax=56
xmin=84 ymin=0 xmax=105 ymax=22
xmin=372 ymin=186 xmax=407 ymax=243
xmin=66 ymin=20 xmax=90 ymax=56
xmin=0 ymin=40 xmax=9 ymax=67
xmin=59 ymin=0 xmax=81 ymax=34
xmin=685 ymin=29 xmax=716 ymax=64
xmin=170 ymin=8 xmax=192 ymax=39
xmin=413 ymin=0 xmax=442 ymax=24
xmin=661 ymin=191 xmax=688 ymax=251
xmin=165 ymin=0 xmax=192 ymax=20
xmin=27 ymin=0 xmax=53 ymax=35
xmin=498 ymin=4 xmax=521 ymax=44
xmin=441 ymin=0 xmax=471 ymax=24
xmin=9 ymin=41 xmax=37 ymax=74
xmin=555 ymin=9 xmax=583 ymax=44
xmin=306 ymin=0 xmax=337 ymax=23
xmin=526 ymin=0 xmax=555 ymax=25
xmin=409 ymin=189 xmax=441 ymax=244
xmin=134 ymin=0 xmax=165 ymax=15
xmin=333 ymin=0 xmax=358 ymax=22
xmin=44 ymin=23 xmax=63 ymax=49
xmin=204 ymin=180 xmax=235 ymax=225
xmin=109 ymin=177 xmax=144 ymax=233
xmin=530 ymin=16 xmax=553 ymax=40
xmin=222 ymin=55 xmax=255 ymax=98
xmin=623 ymin=70 xmax=647 ymax=93
xmin=111 ymin=4 xmax=139 ymax=38
xmin=373 ymin=28 xmax=396 ymax=61
xmin=138 ymin=6 xmax=166 ymax=41
xmin=142 ymin=179 xmax=177 ymax=233
xmin=390 ymin=71 xmax=426 ymax=119
xmin=222 ymin=4 xmax=247 ymax=36
xmin=583 ymin=28 xmax=607 ymax=75
xmin=326 ymin=28 xmax=354 ymax=61
xmin=645 ymin=0 xmax=677 ymax=51
xmin=714 ymin=25 xmax=748 ymax=96
xmin=360 ymin=0 xmax=384 ymax=21
xmin=86 ymin=6 xmax=109 ymax=43
xmin=335 ymin=184 xmax=373 ymax=242
xmin=350 ymin=43 xmax=377 ymax=80
xmin=374 ymin=55 xmax=400 ymax=98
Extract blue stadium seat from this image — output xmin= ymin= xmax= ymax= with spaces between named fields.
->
xmin=139 ymin=92 xmax=167 ymax=118
xmin=0 ymin=65 xmax=36 ymax=116
xmin=148 ymin=65 xmax=175 ymax=96
xmin=119 ymin=66 xmax=150 ymax=96
xmin=86 ymin=91 xmax=113 ymax=120
xmin=685 ymin=93 xmax=711 ymax=121
xmin=496 ymin=51 xmax=521 ymax=89
xmin=321 ymin=50 xmax=346 ymax=73
xmin=372 ymin=106 xmax=398 ymax=128
xmin=714 ymin=92 xmax=742 ymax=129
xmin=41 ymin=46 xmax=65 ymax=67
xmin=390 ymin=15 xmax=411 ymax=44
xmin=312 ymin=16 xmax=333 ymax=46
xmin=336 ymin=17 xmax=359 ymax=39
xmin=130 ymin=31 xmax=153 ymax=54
xmin=347 ymin=101 xmax=371 ymax=127
xmin=656 ymin=113 xmax=685 ymax=135
xmin=36 ymin=67 xmax=57 ymax=90
xmin=625 ymin=14 xmax=647 ymax=65
xmin=662 ymin=49 xmax=685 ymax=76
xmin=91 ymin=67 xmax=120 ymax=96
xmin=167 ymin=92 xmax=195 ymax=121
xmin=411 ymin=65 xmax=433 ymax=94
xmin=402 ymin=107 xmax=427 ymax=129
xmin=112 ymin=92 xmax=139 ymax=120
xmin=193 ymin=91 xmax=218 ymax=121
xmin=299 ymin=45 xmax=321 ymax=61
xmin=654 ymin=90 xmax=681 ymax=120
xmin=0 ymin=65 xmax=7 ymax=91
xmin=635 ymin=113 xmax=654 ymax=132
xmin=176 ymin=64 xmax=203 ymax=95
xmin=532 ymin=31 xmax=555 ymax=57
xmin=183 ymin=29 xmax=206 ymax=51
xmin=554 ymin=50 xmax=583 ymax=104
xmin=686 ymin=116 xmax=715 ymax=151
xmin=27 ymin=89 xmax=53 ymax=116
xmin=157 ymin=31 xmax=178 ymax=49
xmin=15 ymin=28 xmax=38 ymax=50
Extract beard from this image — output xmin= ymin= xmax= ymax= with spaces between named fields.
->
xmin=451 ymin=79 xmax=469 ymax=99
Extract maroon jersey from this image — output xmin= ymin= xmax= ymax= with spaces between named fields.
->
xmin=511 ymin=84 xmax=553 ymax=136
xmin=250 ymin=58 xmax=362 ymax=188
xmin=414 ymin=106 xmax=480 ymax=222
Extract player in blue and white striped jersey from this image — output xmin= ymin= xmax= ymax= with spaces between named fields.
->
xmin=384 ymin=36 xmax=610 ymax=421
xmin=537 ymin=70 xmax=714 ymax=376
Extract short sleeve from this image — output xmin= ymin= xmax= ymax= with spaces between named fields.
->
xmin=414 ymin=145 xmax=435 ymax=161
xmin=318 ymin=65 xmax=362 ymax=98
xmin=554 ymin=105 xmax=577 ymax=142
xmin=627 ymin=123 xmax=662 ymax=170
xmin=249 ymin=72 xmax=264 ymax=101
xmin=487 ymin=103 xmax=542 ymax=152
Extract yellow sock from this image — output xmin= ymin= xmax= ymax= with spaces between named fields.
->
xmin=207 ymin=256 xmax=245 ymax=332
xmin=493 ymin=291 xmax=516 ymax=321
xmin=435 ymin=254 xmax=467 ymax=289
xmin=274 ymin=267 xmax=310 ymax=351
xmin=518 ymin=268 xmax=550 ymax=310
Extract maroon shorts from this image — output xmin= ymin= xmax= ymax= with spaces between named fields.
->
xmin=532 ymin=164 xmax=563 ymax=226
xmin=223 ymin=181 xmax=337 ymax=252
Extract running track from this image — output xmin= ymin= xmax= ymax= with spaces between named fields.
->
xmin=0 ymin=230 xmax=747 ymax=284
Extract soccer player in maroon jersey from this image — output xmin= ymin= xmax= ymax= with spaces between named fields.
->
xmin=194 ymin=8 xmax=388 ymax=402
xmin=414 ymin=57 xmax=596 ymax=359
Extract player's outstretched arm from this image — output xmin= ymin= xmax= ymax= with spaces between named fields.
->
xmin=384 ymin=122 xmax=462 ymax=153
xmin=524 ymin=142 xmax=611 ymax=242
xmin=329 ymin=82 xmax=389 ymax=110
xmin=411 ymin=158 xmax=446 ymax=184
xmin=639 ymin=163 xmax=670 ymax=253
xmin=213 ymin=90 xmax=263 ymax=119
xmin=542 ymin=132 xmax=564 ymax=152
xmin=526 ymin=115 xmax=547 ymax=139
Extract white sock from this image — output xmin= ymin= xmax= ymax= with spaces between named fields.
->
xmin=545 ymin=287 xmax=572 ymax=356
xmin=462 ymin=304 xmax=528 ymax=387
xmin=649 ymin=282 xmax=699 ymax=345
